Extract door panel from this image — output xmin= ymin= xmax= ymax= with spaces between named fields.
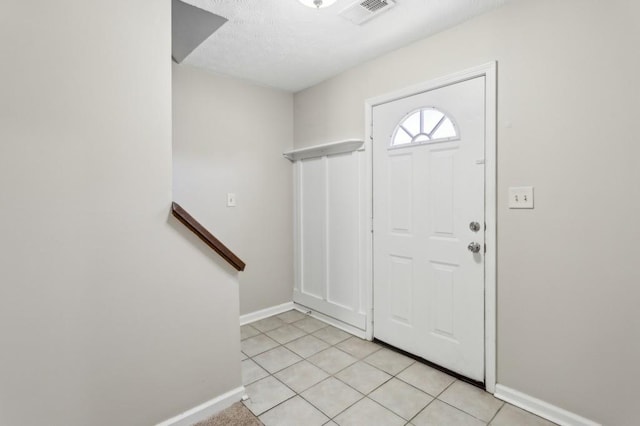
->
xmin=294 ymin=150 xmax=368 ymax=331
xmin=327 ymin=153 xmax=359 ymax=310
xmin=300 ymin=157 xmax=326 ymax=299
xmin=430 ymin=149 xmax=456 ymax=235
xmin=373 ymin=77 xmax=485 ymax=381
xmin=389 ymin=255 xmax=413 ymax=325
xmin=432 ymin=262 xmax=456 ymax=339
xmin=389 ymin=153 xmax=413 ymax=233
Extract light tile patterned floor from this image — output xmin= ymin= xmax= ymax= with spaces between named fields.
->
xmin=241 ymin=311 xmax=557 ymax=426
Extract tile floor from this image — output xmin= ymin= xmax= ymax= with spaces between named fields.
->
xmin=241 ymin=310 xmax=556 ymax=426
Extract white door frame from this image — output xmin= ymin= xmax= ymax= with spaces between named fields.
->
xmin=364 ymin=62 xmax=497 ymax=393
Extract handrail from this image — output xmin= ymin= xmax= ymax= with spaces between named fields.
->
xmin=171 ymin=202 xmax=246 ymax=271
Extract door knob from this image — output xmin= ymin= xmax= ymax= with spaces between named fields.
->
xmin=467 ymin=242 xmax=481 ymax=253
xmin=469 ymin=221 xmax=481 ymax=232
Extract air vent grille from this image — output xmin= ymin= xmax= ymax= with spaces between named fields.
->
xmin=361 ymin=0 xmax=389 ymax=13
xmin=339 ymin=0 xmax=396 ymax=25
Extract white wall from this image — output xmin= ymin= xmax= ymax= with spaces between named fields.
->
xmin=172 ymin=64 xmax=294 ymax=315
xmin=0 ymin=1 xmax=241 ymax=425
xmin=293 ymin=1 xmax=640 ymax=424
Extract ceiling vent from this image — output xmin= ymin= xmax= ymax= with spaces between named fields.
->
xmin=339 ymin=0 xmax=396 ymax=25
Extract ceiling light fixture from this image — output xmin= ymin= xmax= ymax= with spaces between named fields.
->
xmin=298 ymin=0 xmax=338 ymax=9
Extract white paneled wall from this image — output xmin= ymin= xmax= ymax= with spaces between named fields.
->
xmin=293 ymin=146 xmax=369 ymax=331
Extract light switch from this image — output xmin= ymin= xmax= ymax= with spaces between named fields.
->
xmin=508 ymin=186 xmax=534 ymax=209
xmin=227 ymin=193 xmax=236 ymax=207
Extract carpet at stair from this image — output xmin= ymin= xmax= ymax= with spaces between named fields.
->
xmin=194 ymin=402 xmax=263 ymax=426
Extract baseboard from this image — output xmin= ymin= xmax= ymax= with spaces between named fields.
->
xmin=494 ymin=384 xmax=600 ymax=426
xmin=239 ymin=300 xmax=366 ymax=339
xmin=156 ymin=386 xmax=246 ymax=426
xmin=240 ymin=301 xmax=294 ymax=325
xmin=293 ymin=303 xmax=367 ymax=339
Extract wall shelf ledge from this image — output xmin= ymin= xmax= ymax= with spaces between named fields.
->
xmin=283 ymin=139 xmax=364 ymax=161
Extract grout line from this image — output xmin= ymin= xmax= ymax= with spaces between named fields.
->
xmin=363 ymin=358 xmax=435 ymax=423
xmin=391 ymin=374 xmax=442 ymax=400
xmin=252 ymin=369 xmax=311 ymax=418
xmin=436 ymin=398 xmax=494 ymax=424
xmin=327 ymin=393 xmax=368 ymax=421
xmin=296 ymin=377 xmax=365 ymax=421
xmin=486 ymin=400 xmax=506 ymax=425
xmin=365 ymin=395 xmax=408 ymax=422
xmin=406 ymin=397 xmax=437 ymax=425
xmin=246 ymin=312 xmax=500 ymax=425
xmin=435 ymin=378 xmax=456 ymax=398
xmin=251 ymin=387 xmax=298 ymax=419
xmin=374 ymin=338 xmax=485 ymax=390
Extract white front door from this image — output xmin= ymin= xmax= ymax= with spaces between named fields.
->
xmin=373 ymin=77 xmax=486 ymax=382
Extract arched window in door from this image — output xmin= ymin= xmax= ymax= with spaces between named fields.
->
xmin=391 ymin=107 xmax=459 ymax=148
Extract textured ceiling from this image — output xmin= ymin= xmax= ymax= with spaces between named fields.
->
xmin=181 ymin=0 xmax=510 ymax=92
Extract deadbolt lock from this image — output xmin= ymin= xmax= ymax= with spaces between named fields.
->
xmin=468 ymin=242 xmax=481 ymax=253
xmin=469 ymin=221 xmax=481 ymax=232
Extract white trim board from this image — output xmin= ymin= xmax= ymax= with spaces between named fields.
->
xmin=494 ymin=384 xmax=601 ymax=426
xmin=364 ymin=62 xmax=498 ymax=392
xmin=291 ymin=147 xmax=370 ymax=332
xmin=239 ymin=301 xmax=294 ymax=326
xmin=293 ymin=302 xmax=367 ymax=339
xmin=240 ymin=301 xmax=367 ymax=339
xmin=283 ymin=139 xmax=364 ymax=161
xmin=156 ymin=386 xmax=245 ymax=426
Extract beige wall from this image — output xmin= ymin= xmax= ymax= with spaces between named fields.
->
xmin=172 ymin=64 xmax=294 ymax=315
xmin=294 ymin=1 xmax=640 ymax=424
xmin=0 ymin=1 xmax=241 ymax=425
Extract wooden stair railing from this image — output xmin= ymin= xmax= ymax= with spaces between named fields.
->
xmin=171 ymin=202 xmax=246 ymax=271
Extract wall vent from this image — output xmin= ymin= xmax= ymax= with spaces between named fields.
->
xmin=339 ymin=0 xmax=396 ymax=25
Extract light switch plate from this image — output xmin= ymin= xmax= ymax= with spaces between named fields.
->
xmin=508 ymin=186 xmax=534 ymax=209
xmin=227 ymin=193 xmax=236 ymax=207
